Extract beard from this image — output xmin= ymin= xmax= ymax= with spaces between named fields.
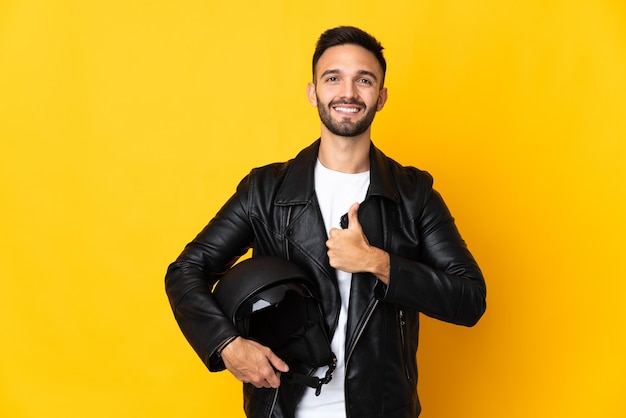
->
xmin=317 ymin=97 xmax=378 ymax=137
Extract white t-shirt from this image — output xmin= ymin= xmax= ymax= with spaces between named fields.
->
xmin=295 ymin=160 xmax=370 ymax=418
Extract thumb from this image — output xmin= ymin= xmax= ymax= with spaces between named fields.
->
xmin=347 ymin=202 xmax=362 ymax=231
xmin=268 ymin=352 xmax=289 ymax=373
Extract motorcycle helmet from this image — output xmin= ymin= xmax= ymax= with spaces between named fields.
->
xmin=213 ymin=256 xmax=336 ymax=395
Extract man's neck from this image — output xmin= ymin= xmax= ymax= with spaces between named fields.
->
xmin=318 ymin=131 xmax=371 ymax=174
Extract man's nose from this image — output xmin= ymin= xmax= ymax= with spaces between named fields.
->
xmin=339 ymin=81 xmax=358 ymax=99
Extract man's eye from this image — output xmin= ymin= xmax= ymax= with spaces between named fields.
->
xmin=358 ymin=78 xmax=373 ymax=85
xmin=326 ymin=76 xmax=338 ymax=82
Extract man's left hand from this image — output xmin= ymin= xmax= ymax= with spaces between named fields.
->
xmin=326 ymin=202 xmax=390 ymax=284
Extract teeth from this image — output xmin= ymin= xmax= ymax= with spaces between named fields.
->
xmin=334 ymin=106 xmax=359 ymax=113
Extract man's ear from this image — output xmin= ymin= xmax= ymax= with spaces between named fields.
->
xmin=306 ymin=82 xmax=318 ymax=107
xmin=377 ymin=87 xmax=388 ymax=111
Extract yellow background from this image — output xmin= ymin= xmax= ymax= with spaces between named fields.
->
xmin=1 ymin=0 xmax=625 ymax=417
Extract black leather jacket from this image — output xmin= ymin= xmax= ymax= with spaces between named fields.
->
xmin=165 ymin=140 xmax=486 ymax=418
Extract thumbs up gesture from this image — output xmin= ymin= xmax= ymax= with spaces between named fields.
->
xmin=326 ymin=202 xmax=390 ymax=284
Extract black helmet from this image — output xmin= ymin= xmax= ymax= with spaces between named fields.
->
xmin=213 ymin=256 xmax=336 ymax=395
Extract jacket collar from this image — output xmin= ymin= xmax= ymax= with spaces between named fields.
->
xmin=275 ymin=139 xmax=400 ymax=205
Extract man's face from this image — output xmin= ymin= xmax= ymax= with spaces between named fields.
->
xmin=307 ymin=44 xmax=388 ymax=138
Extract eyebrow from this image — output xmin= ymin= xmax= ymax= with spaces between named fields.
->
xmin=320 ymin=68 xmax=379 ymax=82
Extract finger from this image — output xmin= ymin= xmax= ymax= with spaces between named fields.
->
xmin=259 ymin=365 xmax=282 ymax=388
xmin=258 ymin=351 xmax=288 ymax=388
xmin=268 ymin=352 xmax=289 ymax=373
xmin=260 ymin=379 xmax=274 ymax=389
xmin=347 ymin=202 xmax=362 ymax=230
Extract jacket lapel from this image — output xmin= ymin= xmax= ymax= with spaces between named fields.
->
xmin=344 ymin=145 xmax=401 ymax=350
xmin=274 ymin=141 xmax=339 ymax=329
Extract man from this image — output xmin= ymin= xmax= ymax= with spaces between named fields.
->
xmin=165 ymin=26 xmax=486 ymax=417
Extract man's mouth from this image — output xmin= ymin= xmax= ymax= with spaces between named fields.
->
xmin=333 ymin=106 xmax=361 ymax=114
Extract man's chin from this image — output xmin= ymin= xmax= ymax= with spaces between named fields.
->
xmin=322 ymin=120 xmax=360 ymax=136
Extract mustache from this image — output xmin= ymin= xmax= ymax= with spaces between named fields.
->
xmin=328 ymin=99 xmax=366 ymax=108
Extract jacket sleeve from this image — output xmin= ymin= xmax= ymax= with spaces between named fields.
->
xmin=383 ymin=188 xmax=487 ymax=326
xmin=164 ymin=175 xmax=254 ymax=371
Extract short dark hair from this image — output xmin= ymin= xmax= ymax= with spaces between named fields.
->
xmin=312 ymin=26 xmax=387 ymax=84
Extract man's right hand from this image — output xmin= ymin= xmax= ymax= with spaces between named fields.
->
xmin=220 ymin=337 xmax=289 ymax=389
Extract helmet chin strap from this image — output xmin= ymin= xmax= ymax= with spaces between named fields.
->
xmin=281 ymin=353 xmax=337 ymax=396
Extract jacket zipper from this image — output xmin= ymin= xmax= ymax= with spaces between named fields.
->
xmin=342 ymin=299 xmax=379 ymax=417
xmin=285 ymin=206 xmax=292 ymax=260
xmin=267 ymin=387 xmax=279 ymax=417
xmin=345 ymin=299 xmax=379 ymax=373
xmin=398 ymin=308 xmax=411 ymax=381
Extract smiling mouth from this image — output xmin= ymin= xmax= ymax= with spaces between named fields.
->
xmin=333 ymin=106 xmax=361 ymax=114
